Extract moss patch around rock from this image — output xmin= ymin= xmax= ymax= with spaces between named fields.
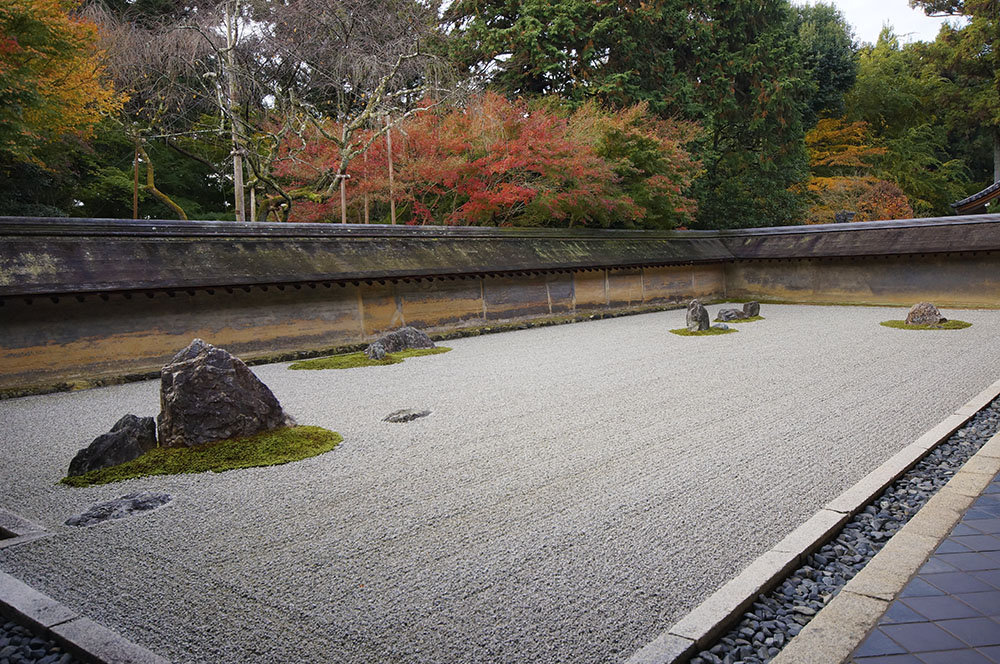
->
xmin=288 ymin=346 xmax=451 ymax=370
xmin=879 ymin=320 xmax=972 ymax=331
xmin=669 ymin=327 xmax=739 ymax=337
xmin=713 ymin=316 xmax=765 ymax=324
xmin=61 ymin=425 xmax=342 ymax=487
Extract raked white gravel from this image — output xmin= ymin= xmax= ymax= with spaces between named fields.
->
xmin=2 ymin=304 xmax=1000 ymax=663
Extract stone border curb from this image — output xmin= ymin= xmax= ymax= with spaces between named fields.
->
xmin=0 ymin=571 xmax=169 ymax=663
xmin=0 ymin=508 xmax=50 ymax=550
xmin=770 ymin=428 xmax=1000 ymax=664
xmin=626 ymin=378 xmax=1000 ymax=664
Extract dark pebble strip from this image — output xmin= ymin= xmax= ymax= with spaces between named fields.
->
xmin=0 ymin=620 xmax=79 ymax=664
xmin=691 ymin=397 xmax=1000 ymax=664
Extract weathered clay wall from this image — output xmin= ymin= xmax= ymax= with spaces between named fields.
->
xmin=0 ymin=264 xmax=725 ymax=393
xmin=3 ymin=215 xmax=1000 ymax=395
xmin=725 ymin=253 xmax=1000 ymax=308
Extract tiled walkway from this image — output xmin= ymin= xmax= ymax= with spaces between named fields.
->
xmin=852 ymin=472 xmax=1000 ymax=663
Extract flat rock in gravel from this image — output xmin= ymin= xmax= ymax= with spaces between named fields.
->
xmin=67 ymin=414 xmax=156 ymax=476
xmin=687 ymin=299 xmax=710 ymax=331
xmin=383 ymin=409 xmax=431 ymax=423
xmin=717 ymin=308 xmax=747 ymax=322
xmin=365 ymin=327 xmax=436 ymax=360
xmin=905 ymin=302 xmax=947 ymax=326
xmin=157 ymin=339 xmax=293 ymax=448
xmin=66 ymin=491 xmax=171 ymax=527
xmin=743 ymin=301 xmax=761 ymax=317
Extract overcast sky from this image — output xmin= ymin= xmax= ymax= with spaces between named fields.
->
xmin=791 ymin=0 xmax=968 ymax=45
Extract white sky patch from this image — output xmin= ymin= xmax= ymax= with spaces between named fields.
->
xmin=791 ymin=0 xmax=969 ymax=45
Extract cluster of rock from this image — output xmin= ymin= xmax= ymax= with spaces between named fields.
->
xmin=686 ymin=299 xmax=761 ymax=332
xmin=905 ymin=301 xmax=947 ymax=326
xmin=365 ymin=326 xmax=436 ymax=360
xmin=68 ymin=339 xmax=294 ymax=477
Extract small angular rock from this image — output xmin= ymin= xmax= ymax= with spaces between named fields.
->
xmin=68 ymin=414 xmax=157 ymax=477
xmin=383 ymin=409 xmax=431 ymax=423
xmin=157 ymin=339 xmax=293 ymax=448
xmin=743 ymin=301 xmax=760 ymax=317
xmin=905 ymin=302 xmax=947 ymax=326
xmin=365 ymin=326 xmax=435 ymax=360
xmin=686 ymin=299 xmax=710 ymax=332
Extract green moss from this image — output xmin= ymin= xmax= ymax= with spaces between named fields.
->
xmin=713 ymin=315 xmax=765 ymax=324
xmin=879 ymin=320 xmax=972 ymax=330
xmin=669 ymin=327 xmax=739 ymax=337
xmin=61 ymin=425 xmax=342 ymax=487
xmin=288 ymin=346 xmax=451 ymax=370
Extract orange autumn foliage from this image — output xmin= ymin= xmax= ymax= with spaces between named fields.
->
xmin=801 ymin=118 xmax=912 ymax=223
xmin=0 ymin=0 xmax=121 ymax=163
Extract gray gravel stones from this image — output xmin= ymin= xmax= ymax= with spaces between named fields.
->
xmin=0 ymin=620 xmax=77 ymax=664
xmin=691 ymin=397 xmax=1000 ymax=664
xmin=3 ymin=305 xmax=1000 ymax=664
xmin=65 ymin=492 xmax=172 ymax=527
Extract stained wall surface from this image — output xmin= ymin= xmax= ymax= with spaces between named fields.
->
xmin=3 ymin=216 xmax=1000 ymax=393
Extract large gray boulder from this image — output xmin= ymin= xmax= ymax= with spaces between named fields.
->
xmin=365 ymin=326 xmax=436 ymax=360
xmin=905 ymin=302 xmax=947 ymax=326
xmin=686 ymin=300 xmax=710 ymax=332
xmin=157 ymin=339 xmax=293 ymax=448
xmin=68 ymin=414 xmax=157 ymax=476
xmin=743 ymin=301 xmax=761 ymax=317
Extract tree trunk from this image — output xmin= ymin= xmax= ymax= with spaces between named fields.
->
xmin=133 ymin=144 xmax=139 ymax=220
xmin=138 ymin=144 xmax=187 ymax=220
xmin=387 ymin=115 xmax=396 ymax=225
xmin=340 ymin=177 xmax=347 ymax=224
xmin=225 ymin=2 xmax=246 ymax=221
xmin=994 ymin=128 xmax=999 ymax=184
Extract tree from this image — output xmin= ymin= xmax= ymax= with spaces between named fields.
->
xmin=691 ymin=0 xmax=813 ymax=228
xmin=911 ymin=0 xmax=1000 ymax=181
xmin=445 ymin=0 xmax=709 ymax=117
xmin=0 ymin=0 xmax=120 ymax=165
xmin=843 ymin=29 xmax=970 ymax=215
xmin=273 ymin=93 xmax=701 ymax=228
xmin=794 ymin=3 xmax=858 ymax=122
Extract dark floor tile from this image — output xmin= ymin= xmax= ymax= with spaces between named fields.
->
xmin=954 ymin=536 xmax=1000 ymax=553
xmin=968 ymin=509 xmax=1000 ymax=521
xmin=985 ymin=484 xmax=1000 ymax=494
xmin=884 ymin=601 xmax=931 ymax=624
xmin=924 ymin=573 xmax=994 ymax=594
xmin=923 ymin=558 xmax=961 ymax=574
xmin=976 ymin=644 xmax=1000 ymax=660
xmin=982 ymin=551 xmax=1000 ymax=566
xmin=939 ymin=553 xmax=999 ymax=572
xmin=899 ymin=572 xmax=952 ymax=597
xmin=977 ymin=495 xmax=1000 ymax=506
xmin=881 ymin=622 xmax=966 ymax=652
xmin=903 ymin=596 xmax=982 ymax=620
xmin=939 ymin=540 xmax=975 ymax=554
xmin=856 ymin=629 xmax=909 ymax=657
xmin=939 ymin=617 xmax=1000 ymax=647
xmin=957 ymin=591 xmax=1000 ymax=617
xmin=852 ymin=656 xmax=924 ymax=664
xmin=968 ymin=519 xmax=1000 ymax=534
xmin=956 ymin=524 xmax=987 ymax=537
xmin=973 ymin=571 xmax=1000 ymax=591
xmin=916 ymin=650 xmax=994 ymax=664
